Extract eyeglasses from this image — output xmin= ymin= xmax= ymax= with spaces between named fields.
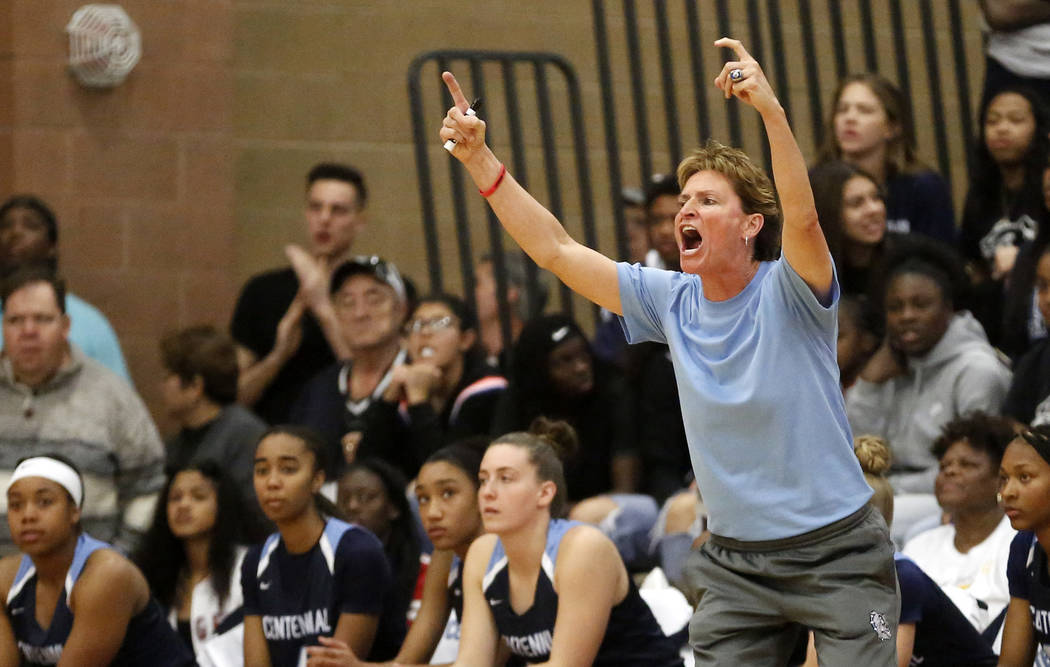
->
xmin=406 ymin=315 xmax=455 ymax=334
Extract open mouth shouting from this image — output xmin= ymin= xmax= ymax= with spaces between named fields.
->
xmin=679 ymin=224 xmax=702 ymax=255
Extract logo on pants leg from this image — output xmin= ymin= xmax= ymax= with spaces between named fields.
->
xmin=869 ymin=610 xmax=891 ymax=640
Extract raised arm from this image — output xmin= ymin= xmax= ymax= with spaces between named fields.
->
xmin=714 ymin=38 xmax=832 ymax=299
xmin=439 ymin=73 xmax=622 ymax=315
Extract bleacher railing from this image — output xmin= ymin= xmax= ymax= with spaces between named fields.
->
xmin=408 ymin=1 xmax=985 ymax=339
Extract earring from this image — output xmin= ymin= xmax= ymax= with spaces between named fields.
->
xmin=744 ymin=236 xmax=750 ymax=247
xmin=996 ymin=492 xmax=1003 ymax=504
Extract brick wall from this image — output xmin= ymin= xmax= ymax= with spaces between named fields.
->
xmin=2 ymin=0 xmax=235 ymax=432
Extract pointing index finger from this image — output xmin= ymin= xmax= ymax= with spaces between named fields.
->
xmin=714 ymin=37 xmax=751 ymax=62
xmin=442 ymin=71 xmax=470 ymax=112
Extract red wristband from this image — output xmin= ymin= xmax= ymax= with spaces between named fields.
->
xmin=479 ymin=163 xmax=506 ymax=197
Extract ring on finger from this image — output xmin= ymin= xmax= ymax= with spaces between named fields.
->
xmin=729 ymin=68 xmax=744 ymax=82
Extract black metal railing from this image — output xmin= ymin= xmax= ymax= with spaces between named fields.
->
xmin=407 ymin=2 xmax=985 ymax=347
xmin=593 ymin=0 xmax=983 ymax=248
xmin=407 ymin=50 xmax=600 ymax=341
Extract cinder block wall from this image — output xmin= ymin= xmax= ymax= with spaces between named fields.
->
xmin=2 ymin=0 xmax=235 ymax=431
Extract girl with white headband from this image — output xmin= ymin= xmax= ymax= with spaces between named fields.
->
xmin=0 ymin=455 xmax=194 ymax=665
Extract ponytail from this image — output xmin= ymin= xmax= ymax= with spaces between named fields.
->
xmin=490 ymin=417 xmax=578 ymax=518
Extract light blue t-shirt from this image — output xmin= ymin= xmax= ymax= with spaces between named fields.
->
xmin=617 ymin=258 xmax=871 ymax=541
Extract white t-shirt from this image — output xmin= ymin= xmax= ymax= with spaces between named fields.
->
xmin=903 ymin=515 xmax=1015 ymax=647
xmin=986 ymin=22 xmax=1050 ymax=79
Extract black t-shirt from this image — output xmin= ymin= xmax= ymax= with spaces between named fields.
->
xmin=231 ymin=267 xmax=336 ymax=424
xmin=1004 ymin=337 xmax=1050 ymax=425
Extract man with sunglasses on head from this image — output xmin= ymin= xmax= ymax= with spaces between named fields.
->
xmin=290 ymin=257 xmax=419 ymax=480
xmin=231 ymin=163 xmax=368 ymax=424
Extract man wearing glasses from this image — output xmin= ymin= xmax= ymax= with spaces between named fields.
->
xmin=290 ymin=257 xmax=418 ymax=480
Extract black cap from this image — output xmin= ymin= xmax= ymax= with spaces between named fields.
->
xmin=330 ymin=256 xmax=406 ymax=302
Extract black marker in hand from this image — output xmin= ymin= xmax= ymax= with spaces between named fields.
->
xmin=443 ymin=97 xmax=481 ymax=152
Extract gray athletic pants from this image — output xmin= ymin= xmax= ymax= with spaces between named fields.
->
xmin=685 ymin=504 xmax=899 ymax=666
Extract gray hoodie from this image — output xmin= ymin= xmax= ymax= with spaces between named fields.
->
xmin=846 ymin=311 xmax=1011 ymax=494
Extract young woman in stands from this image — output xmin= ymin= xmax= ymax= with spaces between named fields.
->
xmin=816 ymin=73 xmax=955 ymax=244
xmin=137 ymin=460 xmax=265 ymax=666
xmin=337 ymin=459 xmax=422 ymax=625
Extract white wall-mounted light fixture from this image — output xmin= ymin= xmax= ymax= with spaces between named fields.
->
xmin=66 ymin=4 xmax=141 ymax=88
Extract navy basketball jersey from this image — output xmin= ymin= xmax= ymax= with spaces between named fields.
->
xmin=5 ymin=533 xmax=194 ymax=666
xmin=241 ymin=517 xmax=400 ymax=666
xmin=1007 ymin=531 xmax=1050 ymax=660
xmin=895 ymin=554 xmax=997 ymax=666
xmin=448 ymin=554 xmax=464 ymax=622
xmin=482 ymin=519 xmax=682 ymax=666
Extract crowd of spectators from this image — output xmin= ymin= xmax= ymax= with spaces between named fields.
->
xmin=4 ymin=4 xmax=1050 ymax=662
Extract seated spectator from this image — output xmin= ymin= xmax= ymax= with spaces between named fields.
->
xmin=809 ymin=160 xmax=898 ymax=299
xmin=996 ymin=425 xmax=1050 ymax=664
xmin=959 ymin=86 xmax=1050 ymax=346
xmin=243 ymin=426 xmax=404 ymax=663
xmin=902 ymin=413 xmax=1017 ymax=650
xmin=645 ymin=482 xmax=707 ymax=592
xmin=1004 ymin=242 xmax=1050 ymax=425
xmin=494 ymin=314 xmax=639 ymax=502
xmin=628 ymin=340 xmax=690 ymax=503
xmin=0 ymin=455 xmax=195 ymax=665
xmin=291 ymin=257 xmax=413 ymax=480
xmin=0 ymin=266 xmax=165 ymax=554
xmin=816 ymin=73 xmax=955 ymax=244
xmin=390 ymin=294 xmax=506 ymax=459
xmin=160 ymin=325 xmax=267 ymax=515
xmin=836 ymin=294 xmax=882 ymax=392
xmin=621 ymin=186 xmax=650 ymax=265
xmin=231 ymin=163 xmax=368 ymax=424
xmin=136 ymin=461 xmax=265 ymax=666
xmin=0 ymin=195 xmax=130 ymax=380
xmin=851 ymin=436 xmax=998 ymax=667
xmin=594 ymin=174 xmax=681 ymax=368
xmin=1000 ymin=159 xmax=1050 ymax=360
xmin=337 ymin=459 xmax=422 ymax=625
xmin=846 ymin=242 xmax=1012 ymax=496
xmin=640 ymin=173 xmax=682 ymax=271
xmin=473 ymin=252 xmax=549 ymax=372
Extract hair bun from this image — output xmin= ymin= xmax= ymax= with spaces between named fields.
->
xmin=853 ymin=435 xmax=892 ymax=476
xmin=527 ymin=417 xmax=579 ymax=462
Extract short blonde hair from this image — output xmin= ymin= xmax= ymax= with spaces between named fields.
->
xmin=676 ymin=141 xmax=782 ymax=261
xmin=854 ymin=434 xmax=894 ymax=527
